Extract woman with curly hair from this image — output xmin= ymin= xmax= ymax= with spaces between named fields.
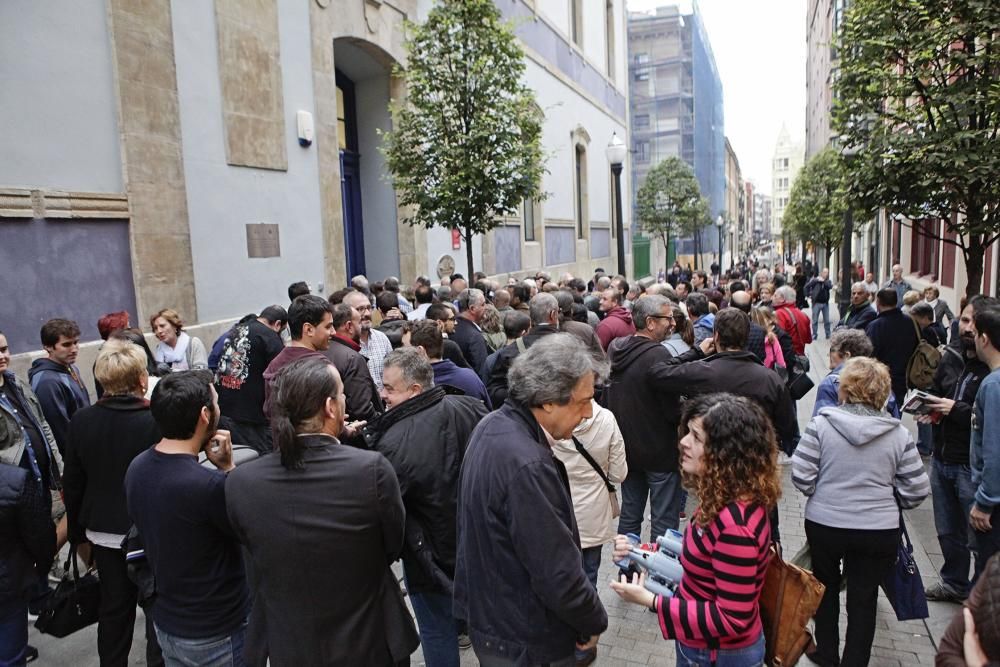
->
xmin=611 ymin=393 xmax=780 ymax=666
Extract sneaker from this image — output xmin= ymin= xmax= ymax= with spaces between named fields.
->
xmin=575 ymin=646 xmax=597 ymax=666
xmin=778 ymin=452 xmax=793 ymax=466
xmin=25 ymin=646 xmax=39 ymax=664
xmin=924 ymin=581 xmax=965 ymax=603
xmin=458 ymin=633 xmax=471 ymax=650
xmin=679 ymin=511 xmax=688 ymax=521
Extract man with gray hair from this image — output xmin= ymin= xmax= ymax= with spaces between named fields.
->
xmin=455 ymin=335 xmax=609 ymax=666
xmin=773 ymin=284 xmax=812 ymax=355
xmin=452 ymin=289 xmax=489 ymax=375
xmin=486 ymin=293 xmax=562 ymax=407
xmin=365 ymin=348 xmax=488 ymax=665
xmin=838 ymin=282 xmax=878 ymax=331
xmin=383 ymin=276 xmax=414 ymax=314
xmin=555 ymin=290 xmax=603 ymax=359
xmin=605 ymin=295 xmax=706 ymax=541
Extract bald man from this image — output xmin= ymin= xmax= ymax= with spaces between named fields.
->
xmin=729 ymin=291 xmax=768 ymax=365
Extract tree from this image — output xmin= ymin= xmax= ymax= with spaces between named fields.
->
xmin=782 ymin=148 xmax=851 ymax=267
xmin=834 ymin=0 xmax=1000 ymax=297
xmin=635 ymin=157 xmax=709 ymax=276
xmin=382 ymin=0 xmax=546 ymax=277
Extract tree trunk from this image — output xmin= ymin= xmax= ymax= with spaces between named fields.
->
xmin=464 ymin=226 xmax=475 ymax=278
xmin=664 ymin=231 xmax=671 ymax=277
xmin=965 ymin=240 xmax=985 ymax=299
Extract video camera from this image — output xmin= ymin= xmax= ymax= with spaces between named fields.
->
xmin=613 ymin=529 xmax=684 ymax=598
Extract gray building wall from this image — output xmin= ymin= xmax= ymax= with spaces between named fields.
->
xmin=0 ymin=2 xmax=122 ymax=192
xmin=171 ymin=0 xmax=326 ymax=320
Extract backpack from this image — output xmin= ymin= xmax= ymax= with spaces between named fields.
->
xmin=907 ymin=319 xmax=941 ymax=390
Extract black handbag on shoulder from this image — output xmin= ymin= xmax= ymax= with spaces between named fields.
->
xmin=34 ymin=544 xmax=101 ymax=638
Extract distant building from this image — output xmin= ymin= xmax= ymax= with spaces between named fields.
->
xmin=628 ymin=3 xmax=725 ymax=272
xmin=771 ymin=125 xmax=805 ymax=260
xmin=724 ymin=137 xmax=742 ymax=267
xmin=806 ymin=0 xmax=839 ymax=160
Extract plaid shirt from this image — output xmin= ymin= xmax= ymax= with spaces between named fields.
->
xmin=361 ymin=328 xmax=393 ymax=391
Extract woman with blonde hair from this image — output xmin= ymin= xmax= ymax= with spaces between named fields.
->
xmin=150 ymin=309 xmax=207 ymax=371
xmin=792 ymin=357 xmax=930 ymax=666
xmin=611 ymin=393 xmax=780 ymax=666
xmin=755 ymin=283 xmax=774 ymax=308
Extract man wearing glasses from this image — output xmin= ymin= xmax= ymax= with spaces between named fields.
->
xmin=603 ymin=295 xmax=703 ymax=541
xmin=344 ymin=290 xmax=393 ymax=391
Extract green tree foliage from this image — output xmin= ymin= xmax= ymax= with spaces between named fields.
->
xmin=834 ymin=0 xmax=1000 ymax=296
xmin=635 ymin=157 xmax=709 ymax=275
xmin=782 ymin=148 xmax=850 ymax=263
xmin=382 ymin=0 xmax=546 ymax=277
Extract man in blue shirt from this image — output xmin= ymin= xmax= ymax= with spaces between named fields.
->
xmin=969 ymin=304 xmax=1000 ymax=577
xmin=409 ymin=321 xmax=491 ymax=409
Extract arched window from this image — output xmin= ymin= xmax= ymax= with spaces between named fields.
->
xmin=571 ymin=126 xmax=591 ymax=241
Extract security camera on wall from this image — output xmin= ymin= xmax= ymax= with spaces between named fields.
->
xmin=297 ymin=110 xmax=314 ymax=147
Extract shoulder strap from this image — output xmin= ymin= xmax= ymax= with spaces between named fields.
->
xmin=515 ymin=336 xmax=527 ymax=354
xmin=572 ymin=436 xmax=615 ymax=492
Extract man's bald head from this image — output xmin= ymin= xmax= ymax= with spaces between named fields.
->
xmin=730 ymin=290 xmax=752 ymax=313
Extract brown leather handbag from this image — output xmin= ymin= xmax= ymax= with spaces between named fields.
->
xmin=759 ymin=545 xmax=826 ymax=666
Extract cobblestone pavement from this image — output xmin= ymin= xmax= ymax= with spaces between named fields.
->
xmin=29 ymin=322 xmax=962 ymax=666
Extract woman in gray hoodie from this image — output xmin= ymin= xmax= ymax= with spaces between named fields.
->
xmin=792 ymin=356 xmax=930 ymax=667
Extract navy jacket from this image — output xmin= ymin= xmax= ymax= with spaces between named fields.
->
xmin=29 ymin=358 xmax=90 ymax=456
xmin=451 ymin=317 xmax=488 ymax=376
xmin=839 ymin=303 xmax=877 ymax=332
xmin=868 ymin=308 xmax=920 ymax=404
xmin=454 ymin=401 xmax=608 ymax=664
xmin=0 ymin=462 xmax=55 ymax=601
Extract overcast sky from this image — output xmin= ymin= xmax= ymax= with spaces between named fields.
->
xmin=626 ymin=0 xmax=807 ymax=195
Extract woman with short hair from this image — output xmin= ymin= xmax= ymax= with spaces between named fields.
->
xmin=611 ymin=393 xmax=780 ymax=666
xmin=150 ymin=309 xmax=208 ymax=371
xmin=662 ymin=305 xmax=693 ymax=357
xmin=792 ymin=357 xmax=930 ymax=666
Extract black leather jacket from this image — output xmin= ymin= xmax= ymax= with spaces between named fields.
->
xmin=0 ymin=462 xmax=55 ymax=600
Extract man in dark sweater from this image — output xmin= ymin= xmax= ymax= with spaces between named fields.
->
xmin=921 ymin=296 xmax=997 ymax=602
xmin=451 ymin=289 xmax=489 ymax=375
xmin=324 ymin=304 xmax=383 ymax=444
xmin=28 ymin=318 xmax=91 ymax=456
xmin=215 ymin=305 xmax=286 ymax=454
xmin=262 ymin=295 xmax=333 ymax=418
xmin=410 ymin=321 xmax=491 ymax=408
xmin=125 ymin=371 xmax=247 ymax=665
xmin=867 ymin=288 xmax=920 ymax=406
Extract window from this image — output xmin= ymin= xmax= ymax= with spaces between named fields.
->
xmin=911 ymin=218 xmax=940 ymax=278
xmin=605 ymin=1 xmax=615 ymax=81
xmin=523 ymin=199 xmax=536 ymax=242
xmin=634 ymin=114 xmax=650 ymax=128
xmin=575 ymin=144 xmax=588 ymax=239
xmin=634 ymin=53 xmax=649 ymax=81
xmin=635 ymin=140 xmax=650 ymax=162
xmin=571 ymin=0 xmax=584 ymax=47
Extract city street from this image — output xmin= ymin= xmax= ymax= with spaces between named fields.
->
xmin=27 ymin=314 xmax=959 ymax=666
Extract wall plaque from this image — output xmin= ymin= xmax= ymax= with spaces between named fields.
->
xmin=246 ymin=223 xmax=280 ymax=258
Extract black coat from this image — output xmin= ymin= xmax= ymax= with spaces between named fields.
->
xmin=604 ymin=335 xmax=700 ymax=473
xmin=486 ymin=326 xmax=562 ymax=408
xmin=454 ymin=402 xmax=608 ymax=664
xmin=452 ymin=316 xmax=489 ymax=375
xmin=0 ymin=462 xmax=55 ymax=601
xmin=226 ymin=435 xmax=417 ymax=666
xmin=931 ymin=346 xmax=990 ymax=465
xmin=868 ymin=308 xmax=920 ymax=404
xmin=839 ymin=303 xmax=877 ymax=331
xmin=648 ymin=350 xmax=798 ymax=454
xmin=63 ymin=395 xmax=161 ymax=543
xmin=364 ymin=387 xmax=487 ymax=595
xmin=323 ymin=336 xmax=384 ymax=444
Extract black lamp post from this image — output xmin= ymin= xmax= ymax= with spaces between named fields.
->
xmin=839 ymin=141 xmax=860 ymax=316
xmin=715 ymin=215 xmax=724 ymax=273
xmin=606 ymin=133 xmax=627 ymax=278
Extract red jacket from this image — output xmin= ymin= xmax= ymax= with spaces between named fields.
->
xmin=774 ymin=303 xmax=812 ymax=355
xmin=596 ymin=307 xmax=636 ymax=351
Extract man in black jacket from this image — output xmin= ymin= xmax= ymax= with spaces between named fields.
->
xmin=604 ymin=295 xmax=704 ymax=541
xmin=838 ymin=282 xmax=877 ymax=332
xmin=365 ymin=348 xmax=487 ymax=666
xmin=867 ymin=288 xmax=920 ymax=406
xmin=455 ymin=335 xmax=608 ymax=666
xmin=452 ymin=289 xmax=489 ymax=375
xmin=324 ymin=304 xmax=383 ymax=446
xmin=921 ymin=296 xmax=997 ymax=602
xmin=487 ymin=293 xmax=561 ymax=408
xmin=806 ymin=267 xmax=833 ymax=339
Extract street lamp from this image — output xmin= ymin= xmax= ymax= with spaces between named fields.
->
xmin=839 ymin=139 xmax=861 ymax=316
xmin=715 ymin=215 xmax=724 ymax=272
xmin=606 ymin=132 xmax=628 ymax=278
xmin=728 ymin=223 xmax=736 ymax=269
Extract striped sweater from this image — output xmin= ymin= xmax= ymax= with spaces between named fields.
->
xmin=654 ymin=502 xmax=771 ymax=650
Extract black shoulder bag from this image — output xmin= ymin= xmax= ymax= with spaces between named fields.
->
xmin=572 ymin=436 xmax=620 ymax=519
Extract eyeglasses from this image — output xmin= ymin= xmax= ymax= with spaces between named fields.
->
xmin=648 ymin=315 xmax=675 ymax=321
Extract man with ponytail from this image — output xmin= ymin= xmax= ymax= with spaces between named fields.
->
xmin=226 ymin=356 xmax=418 ymax=666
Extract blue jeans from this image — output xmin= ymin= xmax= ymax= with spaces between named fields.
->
xmin=618 ymin=470 xmax=683 ymax=543
xmin=154 ymin=621 xmax=247 ymax=667
xmin=409 ymin=591 xmax=460 ymax=667
xmin=932 ymin=458 xmax=977 ymax=595
xmin=675 ymin=631 xmax=765 ymax=666
xmin=917 ymin=422 xmax=934 ymax=456
xmin=581 ymin=546 xmax=602 ymax=589
xmin=973 ymin=507 xmax=1000 ymax=582
xmin=0 ymin=596 xmax=28 ymax=667
xmin=812 ymin=302 xmax=830 ymax=339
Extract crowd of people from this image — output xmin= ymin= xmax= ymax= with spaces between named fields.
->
xmin=1 ymin=257 xmax=999 ymax=667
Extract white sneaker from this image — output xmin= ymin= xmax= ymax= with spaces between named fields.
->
xmin=778 ymin=452 xmax=793 ymax=466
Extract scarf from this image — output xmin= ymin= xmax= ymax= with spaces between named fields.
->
xmin=157 ymin=331 xmax=191 ymax=370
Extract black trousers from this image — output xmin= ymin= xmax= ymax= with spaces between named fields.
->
xmin=92 ymin=545 xmax=163 ymax=667
xmin=218 ymin=416 xmax=273 ymax=454
xmin=804 ymin=520 xmax=898 ymax=667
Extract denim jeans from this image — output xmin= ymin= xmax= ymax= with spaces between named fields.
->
xmin=675 ymin=631 xmax=765 ymax=666
xmin=0 ymin=595 xmax=28 ymax=667
xmin=581 ymin=546 xmax=602 ymax=589
xmin=618 ymin=470 xmax=683 ymax=543
xmin=973 ymin=507 xmax=1000 ymax=582
xmin=154 ymin=620 xmax=247 ymax=667
xmin=931 ymin=458 xmax=977 ymax=595
xmin=811 ymin=302 xmax=830 ymax=339
xmin=917 ymin=422 xmax=934 ymax=457
xmin=409 ymin=591 xmax=460 ymax=667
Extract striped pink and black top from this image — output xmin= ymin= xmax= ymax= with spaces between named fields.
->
xmin=653 ymin=501 xmax=771 ymax=650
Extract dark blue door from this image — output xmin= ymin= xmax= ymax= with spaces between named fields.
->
xmin=340 ymin=151 xmax=366 ymax=278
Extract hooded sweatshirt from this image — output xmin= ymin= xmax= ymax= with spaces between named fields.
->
xmin=28 ymin=358 xmax=91 ymax=455
xmin=792 ymin=404 xmax=930 ymax=530
xmin=595 ymin=306 xmax=635 ymax=351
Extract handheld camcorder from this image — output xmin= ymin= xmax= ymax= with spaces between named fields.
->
xmin=613 ymin=529 xmax=684 ymax=598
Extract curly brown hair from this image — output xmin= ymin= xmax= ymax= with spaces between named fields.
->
xmin=678 ymin=393 xmax=782 ymax=527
